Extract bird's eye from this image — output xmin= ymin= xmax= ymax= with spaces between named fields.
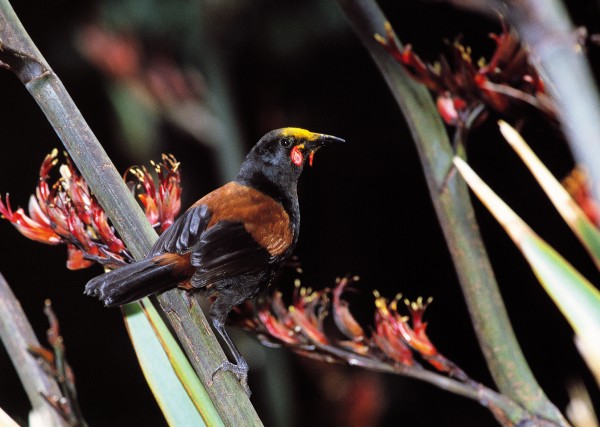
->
xmin=279 ymin=137 xmax=293 ymax=147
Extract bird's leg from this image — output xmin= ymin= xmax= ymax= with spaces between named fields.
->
xmin=210 ymin=316 xmax=251 ymax=396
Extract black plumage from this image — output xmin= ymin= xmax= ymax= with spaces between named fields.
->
xmin=84 ymin=127 xmax=344 ymax=393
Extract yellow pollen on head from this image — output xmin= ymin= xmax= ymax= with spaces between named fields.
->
xmin=281 ymin=127 xmax=319 ymax=141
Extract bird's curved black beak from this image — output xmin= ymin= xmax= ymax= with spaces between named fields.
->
xmin=309 ymin=133 xmax=346 ymax=149
xmin=303 ymin=133 xmax=345 ymax=166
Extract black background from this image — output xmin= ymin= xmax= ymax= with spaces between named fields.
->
xmin=1 ymin=1 xmax=599 ymax=426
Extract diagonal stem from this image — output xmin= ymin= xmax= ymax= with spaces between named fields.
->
xmin=0 ymin=1 xmax=261 ymax=425
xmin=311 ymin=342 xmax=558 ymax=426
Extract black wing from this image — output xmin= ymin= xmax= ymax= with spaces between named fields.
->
xmin=189 ymin=220 xmax=271 ymax=288
xmin=150 ymin=204 xmax=271 ymax=288
xmin=150 ymin=204 xmax=211 ymax=256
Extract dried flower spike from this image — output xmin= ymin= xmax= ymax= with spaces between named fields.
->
xmin=28 ymin=300 xmax=87 ymax=427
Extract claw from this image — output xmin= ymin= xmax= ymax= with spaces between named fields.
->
xmin=209 ymin=314 xmax=252 ymax=396
xmin=211 ymin=360 xmax=251 ymax=397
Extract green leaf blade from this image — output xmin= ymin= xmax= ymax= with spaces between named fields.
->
xmin=520 ymin=236 xmax=600 ymax=338
xmin=454 ymin=156 xmax=600 ymax=383
xmin=499 ymin=120 xmax=600 ymax=268
xmin=123 ymin=301 xmax=223 ymax=427
xmin=140 ymin=299 xmax=224 ymax=427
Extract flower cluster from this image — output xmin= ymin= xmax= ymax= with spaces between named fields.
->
xmin=231 ymin=276 xmax=463 ymax=377
xmin=0 ymin=150 xmax=181 ymax=270
xmin=375 ymin=21 xmax=554 ymax=129
xmin=125 ymin=154 xmax=182 ymax=233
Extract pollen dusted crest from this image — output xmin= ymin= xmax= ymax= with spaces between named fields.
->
xmin=281 ymin=127 xmax=321 ymax=141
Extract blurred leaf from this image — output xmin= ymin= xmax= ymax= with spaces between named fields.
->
xmin=575 ymin=334 xmax=600 ymax=387
xmin=566 ymin=379 xmax=600 ymax=427
xmin=454 ymin=156 xmax=600 ymax=384
xmin=499 ymin=120 xmax=600 ymax=270
xmin=123 ymin=300 xmax=223 ymax=427
xmin=109 ymin=81 xmax=162 ymax=160
xmin=0 ymin=406 xmax=19 ymax=427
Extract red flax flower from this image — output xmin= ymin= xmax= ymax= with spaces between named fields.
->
xmin=234 ymin=280 xmax=334 ymax=355
xmin=0 ymin=150 xmax=182 ymax=270
xmin=231 ymin=276 xmax=462 ymax=376
xmin=125 ymin=153 xmax=182 ymax=233
xmin=374 ymin=21 xmax=554 ymax=128
xmin=372 ymin=292 xmax=463 ymax=376
xmin=229 ymin=276 xmax=488 ymax=414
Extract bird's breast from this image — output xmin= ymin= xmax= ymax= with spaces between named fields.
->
xmin=195 ymin=182 xmax=295 ymax=257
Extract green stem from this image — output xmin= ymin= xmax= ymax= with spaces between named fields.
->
xmin=334 ymin=0 xmax=566 ymax=424
xmin=0 ymin=1 xmax=261 ymax=425
xmin=313 ymin=342 xmax=554 ymax=426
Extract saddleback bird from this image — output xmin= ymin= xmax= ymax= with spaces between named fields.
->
xmin=85 ymin=127 xmax=344 ymax=394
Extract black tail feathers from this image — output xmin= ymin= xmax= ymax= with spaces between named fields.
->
xmin=84 ymin=257 xmax=176 ymax=307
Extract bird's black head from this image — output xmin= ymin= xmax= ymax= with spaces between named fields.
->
xmin=236 ymin=127 xmax=344 ymax=197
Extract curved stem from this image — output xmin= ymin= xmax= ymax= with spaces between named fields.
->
xmin=334 ymin=0 xmax=566 ymax=424
xmin=315 ymin=342 xmax=559 ymax=426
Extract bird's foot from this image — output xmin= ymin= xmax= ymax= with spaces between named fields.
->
xmin=211 ymin=360 xmax=251 ymax=397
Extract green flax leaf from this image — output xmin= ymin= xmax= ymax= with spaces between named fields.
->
xmin=123 ymin=299 xmax=223 ymax=427
xmin=499 ymin=121 xmax=600 ymax=270
xmin=454 ymin=157 xmax=600 ymax=383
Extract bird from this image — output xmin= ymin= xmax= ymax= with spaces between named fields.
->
xmin=84 ymin=127 xmax=344 ymax=394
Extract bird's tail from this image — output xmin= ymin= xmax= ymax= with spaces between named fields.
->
xmin=84 ymin=257 xmax=177 ymax=307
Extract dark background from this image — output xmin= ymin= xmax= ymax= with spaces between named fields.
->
xmin=1 ymin=1 xmax=599 ymax=426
